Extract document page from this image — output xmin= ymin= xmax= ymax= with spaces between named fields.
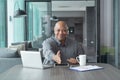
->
xmin=69 ymin=65 xmax=103 ymax=72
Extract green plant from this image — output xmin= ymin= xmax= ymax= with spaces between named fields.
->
xmin=100 ymin=46 xmax=115 ymax=55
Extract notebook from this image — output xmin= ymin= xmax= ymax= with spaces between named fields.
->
xmin=20 ymin=51 xmax=53 ymax=69
xmin=69 ymin=65 xmax=103 ymax=72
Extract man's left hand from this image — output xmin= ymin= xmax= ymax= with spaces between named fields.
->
xmin=67 ymin=58 xmax=78 ymax=64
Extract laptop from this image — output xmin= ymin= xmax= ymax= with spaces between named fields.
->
xmin=20 ymin=51 xmax=53 ymax=69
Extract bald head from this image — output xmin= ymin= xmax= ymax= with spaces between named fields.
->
xmin=54 ymin=21 xmax=68 ymax=30
xmin=54 ymin=21 xmax=68 ymax=41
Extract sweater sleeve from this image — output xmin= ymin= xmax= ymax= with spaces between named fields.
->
xmin=42 ymin=39 xmax=55 ymax=64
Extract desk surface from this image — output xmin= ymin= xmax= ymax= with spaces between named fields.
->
xmin=0 ymin=63 xmax=120 ymax=80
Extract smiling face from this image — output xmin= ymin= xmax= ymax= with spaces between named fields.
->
xmin=54 ymin=21 xmax=68 ymax=42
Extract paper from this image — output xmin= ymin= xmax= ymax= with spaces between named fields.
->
xmin=69 ymin=65 xmax=103 ymax=72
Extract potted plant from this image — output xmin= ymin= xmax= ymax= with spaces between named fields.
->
xmin=100 ymin=46 xmax=115 ymax=63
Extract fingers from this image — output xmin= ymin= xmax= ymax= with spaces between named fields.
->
xmin=67 ymin=58 xmax=78 ymax=64
xmin=52 ymin=50 xmax=61 ymax=64
xmin=56 ymin=59 xmax=61 ymax=64
xmin=56 ymin=50 xmax=61 ymax=57
xmin=56 ymin=50 xmax=61 ymax=64
xmin=55 ymin=56 xmax=61 ymax=64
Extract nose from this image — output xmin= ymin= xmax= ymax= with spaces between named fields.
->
xmin=59 ymin=30 xmax=64 ymax=34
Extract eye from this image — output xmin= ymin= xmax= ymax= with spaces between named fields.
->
xmin=63 ymin=30 xmax=68 ymax=32
xmin=64 ymin=30 xmax=66 ymax=32
xmin=57 ymin=30 xmax=60 ymax=32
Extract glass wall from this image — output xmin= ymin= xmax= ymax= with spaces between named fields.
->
xmin=0 ymin=0 xmax=51 ymax=47
xmin=113 ymin=0 xmax=120 ymax=68
xmin=100 ymin=0 xmax=115 ymax=66
xmin=0 ymin=0 xmax=7 ymax=47
xmin=13 ymin=0 xmax=25 ymax=42
xmin=7 ymin=0 xmax=25 ymax=46
xmin=26 ymin=1 xmax=52 ymax=41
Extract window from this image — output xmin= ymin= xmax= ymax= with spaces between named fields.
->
xmin=0 ymin=0 xmax=6 ymax=47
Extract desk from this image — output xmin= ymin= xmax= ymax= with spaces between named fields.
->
xmin=0 ymin=63 xmax=120 ymax=80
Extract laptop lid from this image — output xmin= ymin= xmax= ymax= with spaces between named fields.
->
xmin=20 ymin=51 xmax=45 ymax=69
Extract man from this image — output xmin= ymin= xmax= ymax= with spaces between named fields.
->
xmin=42 ymin=21 xmax=84 ymax=64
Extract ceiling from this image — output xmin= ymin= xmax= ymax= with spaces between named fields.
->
xmin=52 ymin=0 xmax=95 ymax=11
xmin=32 ymin=0 xmax=95 ymax=11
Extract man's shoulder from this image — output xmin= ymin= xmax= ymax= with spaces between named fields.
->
xmin=66 ymin=37 xmax=77 ymax=42
xmin=43 ymin=36 xmax=55 ymax=43
xmin=66 ymin=37 xmax=82 ymax=45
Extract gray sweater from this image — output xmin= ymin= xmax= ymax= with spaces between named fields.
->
xmin=42 ymin=36 xmax=84 ymax=64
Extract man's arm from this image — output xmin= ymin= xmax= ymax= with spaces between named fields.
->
xmin=67 ymin=43 xmax=84 ymax=64
xmin=42 ymin=40 xmax=61 ymax=64
xmin=42 ymin=40 xmax=55 ymax=64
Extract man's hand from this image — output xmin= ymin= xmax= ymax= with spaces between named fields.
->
xmin=52 ymin=50 xmax=61 ymax=64
xmin=67 ymin=58 xmax=78 ymax=64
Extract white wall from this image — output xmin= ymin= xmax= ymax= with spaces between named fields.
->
xmin=7 ymin=0 xmax=14 ymax=47
xmin=52 ymin=11 xmax=85 ymax=17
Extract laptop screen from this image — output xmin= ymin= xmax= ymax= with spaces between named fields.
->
xmin=20 ymin=51 xmax=43 ymax=69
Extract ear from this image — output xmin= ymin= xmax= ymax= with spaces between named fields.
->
xmin=67 ymin=30 xmax=69 ymax=35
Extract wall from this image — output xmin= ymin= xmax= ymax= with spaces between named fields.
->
xmin=85 ymin=6 xmax=97 ymax=62
xmin=7 ymin=0 xmax=14 ymax=47
xmin=52 ymin=11 xmax=85 ymax=17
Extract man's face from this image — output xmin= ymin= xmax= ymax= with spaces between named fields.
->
xmin=54 ymin=24 xmax=68 ymax=41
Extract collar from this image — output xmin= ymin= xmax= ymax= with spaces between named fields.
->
xmin=52 ymin=36 xmax=68 ymax=47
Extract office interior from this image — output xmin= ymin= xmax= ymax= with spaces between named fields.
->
xmin=0 ymin=0 xmax=120 ymax=69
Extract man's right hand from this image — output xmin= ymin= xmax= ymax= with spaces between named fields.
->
xmin=52 ymin=50 xmax=61 ymax=64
